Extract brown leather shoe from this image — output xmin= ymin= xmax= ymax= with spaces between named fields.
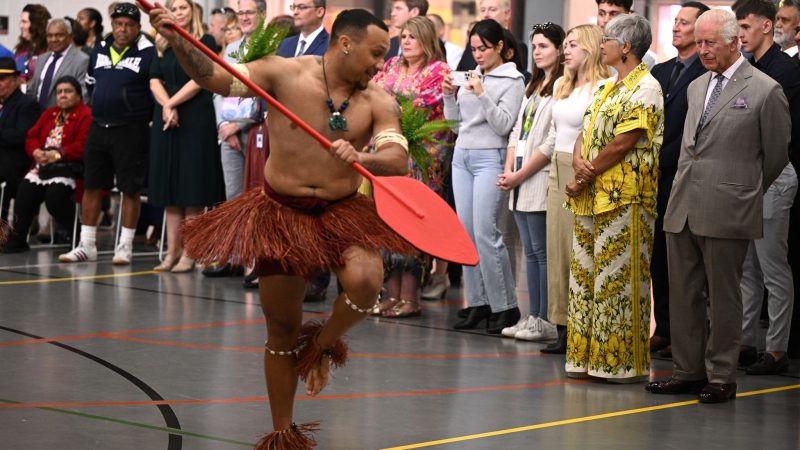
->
xmin=650 ymin=335 xmax=670 ymax=352
xmin=698 ymin=383 xmax=736 ymax=403
xmin=645 ymin=377 xmax=707 ymax=395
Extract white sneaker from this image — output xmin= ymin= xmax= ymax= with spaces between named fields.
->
xmin=112 ymin=242 xmax=133 ymax=265
xmin=502 ymin=315 xmax=536 ymax=338
xmin=517 ymin=318 xmax=558 ymax=341
xmin=58 ymin=242 xmax=98 ymax=263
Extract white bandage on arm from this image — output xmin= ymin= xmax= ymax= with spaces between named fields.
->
xmin=373 ymin=128 xmax=409 ymax=154
xmin=228 ymin=63 xmax=251 ymax=97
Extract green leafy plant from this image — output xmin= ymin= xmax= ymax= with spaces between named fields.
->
xmin=235 ymin=17 xmax=290 ymax=63
xmin=396 ymin=94 xmax=456 ymax=183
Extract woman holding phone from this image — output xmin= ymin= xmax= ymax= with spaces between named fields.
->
xmin=442 ymin=19 xmax=525 ymax=333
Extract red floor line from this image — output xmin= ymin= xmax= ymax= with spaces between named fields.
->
xmin=106 ymin=335 xmax=546 ymax=359
xmin=0 ymin=314 xmax=329 ymax=348
xmin=0 ymin=378 xmax=603 ymax=409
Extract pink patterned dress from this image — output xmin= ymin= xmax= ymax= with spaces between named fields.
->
xmin=373 ymin=57 xmax=453 ymax=196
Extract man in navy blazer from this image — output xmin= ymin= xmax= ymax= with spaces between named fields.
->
xmin=648 ymin=1 xmax=709 ymax=357
xmin=277 ymin=0 xmax=329 ymax=58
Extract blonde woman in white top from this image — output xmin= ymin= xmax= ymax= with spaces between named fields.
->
xmin=497 ymin=22 xmax=565 ymax=341
xmin=540 ymin=24 xmax=609 ymax=354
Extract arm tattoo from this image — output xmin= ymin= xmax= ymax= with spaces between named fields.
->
xmin=362 ymin=160 xmax=394 ymax=176
xmin=173 ymin=37 xmax=214 ymax=82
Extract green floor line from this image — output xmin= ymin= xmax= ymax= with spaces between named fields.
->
xmin=0 ymin=398 xmax=254 ymax=447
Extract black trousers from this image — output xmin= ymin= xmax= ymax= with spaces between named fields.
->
xmin=651 ymin=168 xmax=676 ymax=339
xmin=12 ymin=178 xmax=76 ymax=239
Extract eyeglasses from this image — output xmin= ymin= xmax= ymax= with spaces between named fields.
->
xmin=236 ymin=10 xmax=258 ymax=17
xmin=289 ymin=4 xmax=316 ymax=12
xmin=601 ymin=35 xmax=623 ymax=44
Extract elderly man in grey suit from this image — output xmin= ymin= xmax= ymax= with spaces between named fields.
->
xmin=28 ymin=18 xmax=89 ymax=109
xmin=646 ymin=9 xmax=791 ymax=404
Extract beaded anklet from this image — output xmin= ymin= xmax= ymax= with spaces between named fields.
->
xmin=343 ymin=294 xmax=380 ymax=314
xmin=264 ymin=342 xmax=301 ymax=357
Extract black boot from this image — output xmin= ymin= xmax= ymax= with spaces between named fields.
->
xmin=1 ymin=233 xmax=30 ymax=253
xmin=541 ymin=325 xmax=567 ymax=354
xmin=486 ymin=307 xmax=521 ymax=334
xmin=453 ymin=305 xmax=491 ymax=330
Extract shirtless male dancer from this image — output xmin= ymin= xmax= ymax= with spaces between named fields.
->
xmin=149 ymin=6 xmax=414 ymax=448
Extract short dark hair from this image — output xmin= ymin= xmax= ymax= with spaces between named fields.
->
xmin=331 ymin=9 xmax=389 ymax=42
xmin=394 ymin=0 xmax=429 ymax=16
xmin=732 ymin=0 xmax=777 ymax=21
xmin=681 ymin=1 xmax=711 ymax=18
xmin=596 ymin=0 xmax=633 ymax=11
xmin=54 ymin=75 xmax=82 ymax=96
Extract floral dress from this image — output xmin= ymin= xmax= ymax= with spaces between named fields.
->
xmin=372 ymin=56 xmax=453 ymax=196
xmin=564 ymin=63 xmax=664 ymax=380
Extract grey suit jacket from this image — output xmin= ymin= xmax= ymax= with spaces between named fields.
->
xmin=663 ymin=60 xmax=790 ymax=240
xmin=28 ymin=45 xmax=90 ymax=107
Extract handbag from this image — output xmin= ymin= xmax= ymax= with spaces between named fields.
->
xmin=38 ymin=162 xmax=83 ymax=179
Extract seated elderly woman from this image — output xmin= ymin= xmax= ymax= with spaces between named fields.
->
xmin=2 ymin=75 xmax=91 ymax=253
xmin=564 ymin=14 xmax=664 ymax=382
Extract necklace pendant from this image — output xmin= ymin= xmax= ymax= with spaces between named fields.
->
xmin=328 ymin=112 xmax=348 ymax=131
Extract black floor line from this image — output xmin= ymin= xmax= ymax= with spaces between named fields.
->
xmin=0 ymin=325 xmax=183 ymax=450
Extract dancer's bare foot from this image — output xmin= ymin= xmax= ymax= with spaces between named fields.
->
xmin=303 ymin=353 xmax=330 ymax=396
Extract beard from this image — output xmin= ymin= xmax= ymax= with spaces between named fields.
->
xmin=774 ymin=28 xmax=793 ymax=47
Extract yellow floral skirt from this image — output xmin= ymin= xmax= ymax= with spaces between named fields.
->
xmin=565 ymin=204 xmax=654 ymax=379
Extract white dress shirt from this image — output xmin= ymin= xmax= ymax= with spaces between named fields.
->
xmin=295 ymin=25 xmax=324 ymax=56
xmin=703 ymin=54 xmax=746 ymax=110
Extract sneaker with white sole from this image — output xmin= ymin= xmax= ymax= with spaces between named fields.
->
xmin=112 ymin=242 xmax=133 ymax=265
xmin=58 ymin=242 xmax=98 ymax=263
xmin=502 ymin=315 xmax=537 ymax=338
xmin=517 ymin=318 xmax=558 ymax=341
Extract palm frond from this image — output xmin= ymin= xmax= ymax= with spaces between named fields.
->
xmin=239 ymin=18 xmax=290 ymax=63
xmin=395 ymin=94 xmax=456 ymax=183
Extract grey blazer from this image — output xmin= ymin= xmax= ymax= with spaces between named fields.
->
xmin=28 ymin=45 xmax=90 ymax=107
xmin=663 ymin=60 xmax=790 ymax=240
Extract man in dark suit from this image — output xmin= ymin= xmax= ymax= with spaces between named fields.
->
xmin=277 ymin=0 xmax=329 ymax=58
xmin=0 ymin=58 xmax=41 ymax=225
xmin=648 ymin=1 xmax=709 ymax=357
xmin=386 ymin=0 xmax=428 ymax=61
xmin=646 ymin=9 xmax=790 ymax=404
xmin=734 ymin=0 xmax=800 ymax=374
xmin=29 ymin=18 xmax=90 ymax=109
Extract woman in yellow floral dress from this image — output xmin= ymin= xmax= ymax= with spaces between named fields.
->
xmin=564 ymin=14 xmax=664 ymax=382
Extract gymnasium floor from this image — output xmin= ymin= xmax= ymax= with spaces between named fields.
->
xmin=1 ymin=242 xmax=799 ymax=450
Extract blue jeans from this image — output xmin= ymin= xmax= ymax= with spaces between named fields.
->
xmin=514 ymin=211 xmax=547 ymax=319
xmin=452 ymin=147 xmax=517 ymax=312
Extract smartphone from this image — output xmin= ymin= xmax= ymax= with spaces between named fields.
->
xmin=452 ymin=71 xmax=471 ymax=86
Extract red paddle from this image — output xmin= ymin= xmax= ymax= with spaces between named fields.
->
xmin=136 ymin=0 xmax=478 ymax=265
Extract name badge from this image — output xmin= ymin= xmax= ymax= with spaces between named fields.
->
xmin=256 ymin=129 xmax=264 ymax=149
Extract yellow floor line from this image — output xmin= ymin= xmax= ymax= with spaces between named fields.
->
xmin=382 ymin=384 xmax=800 ymax=449
xmin=0 ymin=270 xmax=157 ymax=285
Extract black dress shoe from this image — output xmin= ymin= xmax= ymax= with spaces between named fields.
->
xmin=242 ymin=271 xmax=259 ymax=289
xmin=202 ymin=263 xmax=244 ymax=278
xmin=486 ymin=307 xmax=521 ymax=334
xmin=645 ymin=377 xmax=708 ymax=395
xmin=453 ymin=305 xmax=491 ymax=330
xmin=739 ymin=346 xmax=758 ymax=366
xmin=457 ymin=307 xmax=471 ymax=318
xmin=745 ymin=353 xmax=789 ymax=375
xmin=541 ymin=325 xmax=567 ymax=354
xmin=1 ymin=234 xmax=30 ymax=253
xmin=656 ymin=345 xmax=672 ymax=358
xmin=698 ymin=383 xmax=736 ymax=403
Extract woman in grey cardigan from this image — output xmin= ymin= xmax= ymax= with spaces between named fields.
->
xmin=498 ymin=23 xmax=565 ymax=342
xmin=443 ymin=19 xmax=525 ymax=333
